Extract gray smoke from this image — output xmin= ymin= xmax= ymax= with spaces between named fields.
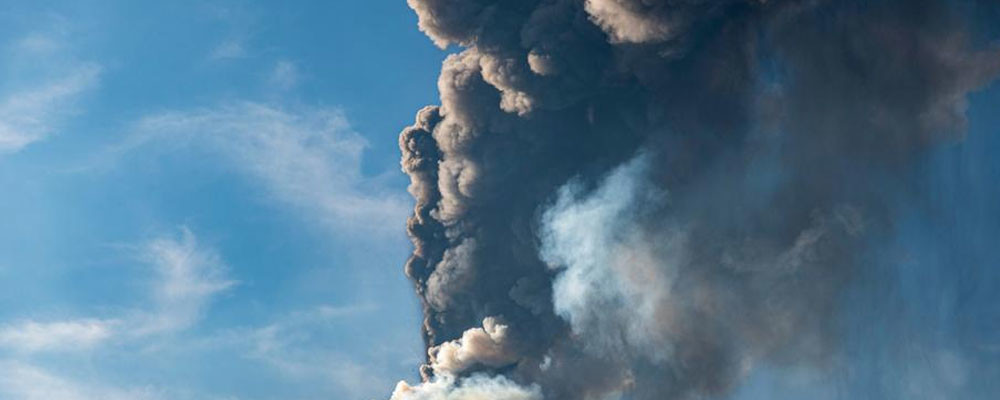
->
xmin=394 ymin=0 xmax=1000 ymax=399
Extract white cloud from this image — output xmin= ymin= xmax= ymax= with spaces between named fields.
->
xmin=0 ymin=361 xmax=163 ymax=400
xmin=0 ymin=29 xmax=101 ymax=154
xmin=0 ymin=229 xmax=237 ymax=399
xmin=246 ymin=305 xmax=367 ymax=364
xmin=0 ymin=319 xmax=117 ymax=353
xmin=223 ymin=304 xmax=393 ymax=398
xmin=0 ymin=62 xmax=100 ymax=153
xmin=13 ymin=34 xmax=63 ymax=54
xmin=0 ymin=228 xmax=234 ymax=357
xmin=205 ymin=4 xmax=255 ymax=62
xmin=269 ymin=60 xmax=299 ymax=90
xmin=132 ymin=227 xmax=237 ymax=335
xmin=117 ymin=102 xmax=409 ymax=236
xmin=210 ymin=39 xmax=246 ymax=60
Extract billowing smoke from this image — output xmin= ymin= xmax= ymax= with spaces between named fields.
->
xmin=395 ymin=0 xmax=1000 ymax=399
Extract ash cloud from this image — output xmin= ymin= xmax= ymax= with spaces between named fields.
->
xmin=395 ymin=0 xmax=1000 ymax=399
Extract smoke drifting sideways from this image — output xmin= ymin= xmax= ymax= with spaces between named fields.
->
xmin=393 ymin=1 xmax=1000 ymax=399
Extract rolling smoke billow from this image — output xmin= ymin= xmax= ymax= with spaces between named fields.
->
xmin=393 ymin=0 xmax=1000 ymax=399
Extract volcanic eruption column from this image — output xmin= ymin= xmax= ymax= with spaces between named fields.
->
xmin=393 ymin=0 xmax=1000 ymax=399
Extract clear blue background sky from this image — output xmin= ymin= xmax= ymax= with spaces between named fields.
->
xmin=0 ymin=1 xmax=997 ymax=400
xmin=0 ymin=1 xmax=447 ymax=399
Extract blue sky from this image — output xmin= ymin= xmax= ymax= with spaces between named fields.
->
xmin=0 ymin=1 xmax=447 ymax=399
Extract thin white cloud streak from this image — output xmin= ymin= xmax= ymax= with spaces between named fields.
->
xmin=0 ymin=319 xmax=118 ymax=353
xmin=204 ymin=3 xmax=256 ymax=62
xmin=0 ymin=360 xmax=163 ymax=400
xmin=239 ymin=304 xmax=391 ymax=399
xmin=210 ymin=39 xmax=246 ymax=60
xmin=132 ymin=227 xmax=237 ymax=335
xmin=1 ymin=28 xmax=101 ymax=153
xmin=13 ymin=34 xmax=63 ymax=54
xmin=269 ymin=60 xmax=300 ymax=90
xmin=116 ymin=102 xmax=409 ymax=236
xmin=0 ymin=62 xmax=100 ymax=153
xmin=0 ymin=228 xmax=234 ymax=355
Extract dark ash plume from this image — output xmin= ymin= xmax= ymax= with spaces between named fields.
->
xmin=394 ymin=0 xmax=1000 ymax=398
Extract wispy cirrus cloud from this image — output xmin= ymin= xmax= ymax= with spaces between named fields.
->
xmin=105 ymin=103 xmax=409 ymax=237
xmin=209 ymin=39 xmax=246 ymax=60
xmin=0 ymin=360 xmax=163 ymax=400
xmin=268 ymin=60 xmax=300 ymax=90
xmin=0 ymin=319 xmax=118 ymax=354
xmin=0 ymin=34 xmax=100 ymax=153
xmin=237 ymin=304 xmax=396 ymax=399
xmin=0 ymin=228 xmax=234 ymax=355
xmin=133 ymin=227 xmax=237 ymax=336
xmin=204 ymin=3 xmax=253 ymax=61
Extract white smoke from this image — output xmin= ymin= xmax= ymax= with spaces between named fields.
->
xmin=538 ymin=151 xmax=870 ymax=394
xmin=390 ymin=373 xmax=541 ymax=400
xmin=539 ymin=153 xmax=681 ymax=360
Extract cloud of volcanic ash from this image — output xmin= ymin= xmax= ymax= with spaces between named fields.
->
xmin=393 ymin=0 xmax=1000 ymax=399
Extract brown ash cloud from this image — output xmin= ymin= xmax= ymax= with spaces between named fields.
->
xmin=393 ymin=1 xmax=1000 ymax=399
